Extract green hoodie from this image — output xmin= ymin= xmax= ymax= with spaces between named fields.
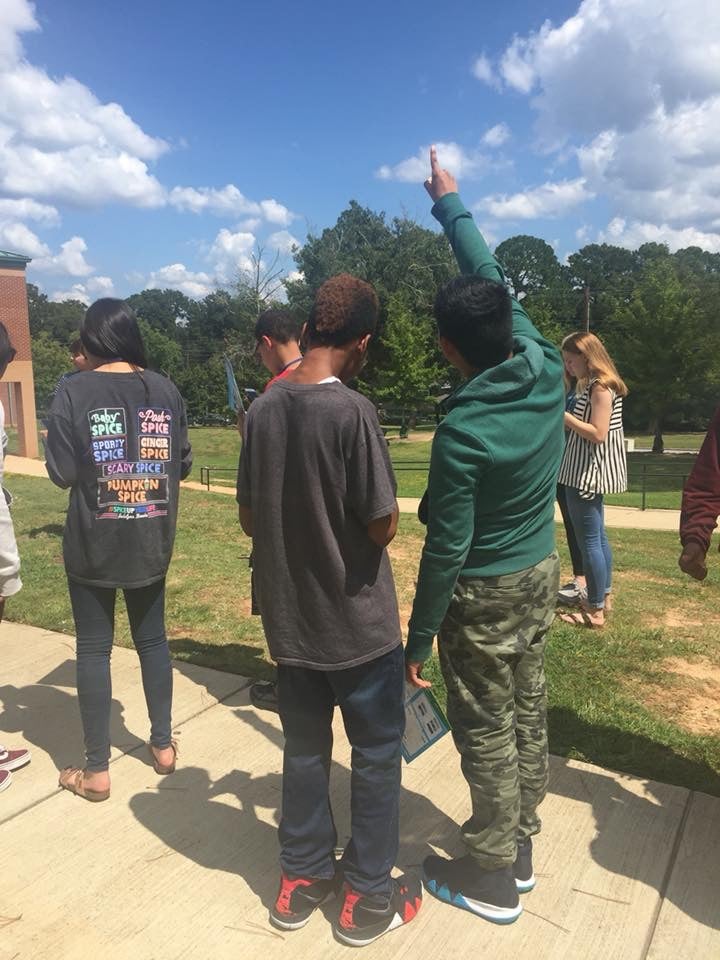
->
xmin=406 ymin=193 xmax=564 ymax=664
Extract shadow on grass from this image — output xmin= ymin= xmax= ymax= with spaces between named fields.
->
xmin=25 ymin=523 xmax=64 ymax=538
xmin=548 ymin=705 xmax=720 ymax=797
xmin=169 ymin=637 xmax=273 ymax=682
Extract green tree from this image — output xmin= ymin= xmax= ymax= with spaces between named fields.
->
xmin=137 ymin=319 xmax=183 ymax=378
xmin=31 ymin=333 xmax=73 ymax=413
xmin=494 ymin=235 xmax=566 ymax=297
xmin=609 ymin=258 xmax=719 ymax=451
xmin=126 ymin=289 xmax=194 ymax=337
xmin=26 ymin=285 xmax=85 ymax=341
xmin=367 ymin=294 xmax=442 ymax=417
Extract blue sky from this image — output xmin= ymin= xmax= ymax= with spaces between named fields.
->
xmin=1 ymin=0 xmax=718 ymax=303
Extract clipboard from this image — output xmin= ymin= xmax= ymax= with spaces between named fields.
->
xmin=402 ymin=684 xmax=450 ymax=762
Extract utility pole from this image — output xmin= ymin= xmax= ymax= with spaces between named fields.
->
xmin=583 ymin=285 xmax=590 ymax=332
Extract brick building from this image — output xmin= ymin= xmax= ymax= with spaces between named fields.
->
xmin=0 ymin=251 xmax=39 ymax=458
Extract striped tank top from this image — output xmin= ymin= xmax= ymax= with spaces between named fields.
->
xmin=557 ymin=378 xmax=627 ymax=497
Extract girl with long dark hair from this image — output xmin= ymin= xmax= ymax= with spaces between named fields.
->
xmin=46 ymin=299 xmax=192 ymax=801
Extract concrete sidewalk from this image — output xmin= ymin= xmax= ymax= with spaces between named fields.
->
xmin=0 ymin=623 xmax=717 ymax=959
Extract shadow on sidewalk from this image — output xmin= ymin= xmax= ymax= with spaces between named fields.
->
xmin=128 ymin=700 xmax=461 ymax=911
xmin=0 ymin=658 xmax=143 ymax=769
xmin=549 ymin=705 xmax=719 ymax=929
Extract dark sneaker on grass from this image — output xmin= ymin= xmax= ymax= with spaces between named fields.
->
xmin=0 ymin=745 xmax=31 ymax=772
xmin=557 ymin=580 xmax=582 ymax=605
xmin=0 ymin=769 xmax=12 ymax=792
xmin=270 ymin=872 xmax=336 ymax=930
xmin=422 ymin=854 xmax=522 ymax=924
xmin=250 ymin=680 xmax=280 ymax=714
xmin=513 ymin=839 xmax=535 ymax=893
xmin=334 ymin=875 xmax=422 ymax=947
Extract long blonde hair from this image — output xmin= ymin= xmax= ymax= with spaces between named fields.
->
xmin=561 ymin=331 xmax=628 ymax=397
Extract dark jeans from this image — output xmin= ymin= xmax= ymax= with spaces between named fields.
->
xmin=556 ymin=483 xmax=584 ymax=578
xmin=68 ymin=578 xmax=173 ymax=772
xmin=276 ymin=644 xmax=405 ymax=898
xmin=563 ymin=487 xmax=612 ymax=608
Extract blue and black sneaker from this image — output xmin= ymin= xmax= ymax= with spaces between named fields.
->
xmin=422 ymin=854 xmax=522 ymax=924
xmin=514 ymin=838 xmax=535 ymax=893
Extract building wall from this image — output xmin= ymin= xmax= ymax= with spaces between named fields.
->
xmin=0 ymin=264 xmax=38 ymax=456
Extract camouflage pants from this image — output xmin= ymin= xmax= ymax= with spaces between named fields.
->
xmin=438 ymin=551 xmax=559 ymax=870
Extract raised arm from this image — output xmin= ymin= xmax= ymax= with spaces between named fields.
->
xmin=424 ymin=145 xmax=541 ymax=343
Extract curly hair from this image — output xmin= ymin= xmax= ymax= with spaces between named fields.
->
xmin=434 ymin=275 xmax=513 ymax=371
xmin=306 ymin=273 xmax=379 ymax=347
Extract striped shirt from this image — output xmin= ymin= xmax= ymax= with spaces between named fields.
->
xmin=558 ymin=379 xmax=627 ymax=496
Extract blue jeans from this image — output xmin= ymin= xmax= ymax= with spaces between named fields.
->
xmin=276 ymin=644 xmax=405 ymax=898
xmin=563 ymin=487 xmax=612 ymax=608
xmin=68 ymin=578 xmax=173 ymax=771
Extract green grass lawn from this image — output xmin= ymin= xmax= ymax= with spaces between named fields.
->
xmin=187 ymin=427 xmax=698 ymax=508
xmin=5 ymin=472 xmax=720 ymax=795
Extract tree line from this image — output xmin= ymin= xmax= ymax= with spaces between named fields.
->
xmin=28 ymin=202 xmax=720 ymax=449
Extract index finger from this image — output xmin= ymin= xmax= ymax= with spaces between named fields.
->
xmin=429 ymin=144 xmax=440 ymax=174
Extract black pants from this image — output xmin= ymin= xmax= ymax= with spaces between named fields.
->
xmin=556 ymin=483 xmax=584 ymax=578
xmin=68 ymin=578 xmax=173 ymax=772
xmin=277 ymin=645 xmax=405 ymax=898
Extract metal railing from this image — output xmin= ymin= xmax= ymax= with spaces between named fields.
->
xmin=199 ymin=462 xmax=692 ymax=510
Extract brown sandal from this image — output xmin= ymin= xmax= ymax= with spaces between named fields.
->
xmin=58 ymin=767 xmax=110 ymax=802
xmin=148 ymin=739 xmax=178 ymax=775
xmin=557 ymin=609 xmax=605 ymax=630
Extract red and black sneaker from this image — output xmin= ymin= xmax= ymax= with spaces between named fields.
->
xmin=269 ymin=872 xmax=337 ymax=931
xmin=334 ymin=875 xmax=422 ymax=947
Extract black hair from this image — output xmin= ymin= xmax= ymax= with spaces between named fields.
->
xmin=433 ymin=276 xmax=513 ymax=371
xmin=70 ymin=337 xmax=84 ymax=356
xmin=254 ymin=309 xmax=300 ymax=345
xmin=81 ymin=298 xmax=147 ymax=368
xmin=0 ymin=322 xmax=17 ymax=370
xmin=306 ymin=273 xmax=379 ymax=347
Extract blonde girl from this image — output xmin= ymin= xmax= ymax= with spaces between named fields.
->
xmin=557 ymin=332 xmax=628 ymax=628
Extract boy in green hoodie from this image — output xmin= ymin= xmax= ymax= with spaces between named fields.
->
xmin=406 ymin=147 xmax=564 ymax=924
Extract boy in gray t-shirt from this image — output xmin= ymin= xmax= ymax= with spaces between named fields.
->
xmin=237 ymin=274 xmax=422 ymax=946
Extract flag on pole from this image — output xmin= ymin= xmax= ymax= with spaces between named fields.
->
xmin=223 ymin=355 xmax=243 ymax=413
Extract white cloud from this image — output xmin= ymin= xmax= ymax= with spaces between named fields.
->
xmin=489 ymin=0 xmax=720 ymax=243
xmin=33 ymin=236 xmax=93 ymax=276
xmin=598 ymin=218 xmax=720 ymax=254
xmin=168 ymin=185 xmax=260 ymax=216
xmin=49 ymin=275 xmax=115 ymax=305
xmin=0 ymin=3 xmax=294 ymax=225
xmin=0 ymin=2 xmax=167 ymax=209
xmin=0 ymin=220 xmax=49 ymax=258
xmin=285 ymin=269 xmax=304 ymax=284
xmin=146 ymin=263 xmax=215 ymax=300
xmin=267 ymin=230 xmax=299 ymax=254
xmin=259 ymin=199 xmax=295 ymax=226
xmin=208 ymin=228 xmax=256 ymax=284
xmin=476 ymin=178 xmax=593 ymax=219
xmin=236 ymin=217 xmax=262 ymax=232
xmin=0 ymin=0 xmax=38 ymax=70
xmin=481 ymin=123 xmax=510 ymax=148
xmin=377 ymin=141 xmax=491 ymax=182
xmin=499 ymin=36 xmax=537 ymax=94
xmin=0 ymin=197 xmax=58 ymax=224
xmin=472 ymin=55 xmax=500 ymax=89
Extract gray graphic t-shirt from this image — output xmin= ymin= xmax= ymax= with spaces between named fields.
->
xmin=46 ymin=369 xmax=192 ymax=588
xmin=237 ymin=380 xmax=401 ymax=670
